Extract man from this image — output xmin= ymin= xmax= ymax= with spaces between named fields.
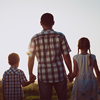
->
xmin=28 ymin=13 xmax=72 ymax=100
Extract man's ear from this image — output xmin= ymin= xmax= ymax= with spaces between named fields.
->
xmin=52 ymin=21 xmax=55 ymax=25
xmin=40 ymin=21 xmax=42 ymax=26
xmin=8 ymin=62 xmax=10 ymax=65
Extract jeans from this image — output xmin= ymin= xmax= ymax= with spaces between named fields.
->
xmin=38 ymin=78 xmax=67 ymax=100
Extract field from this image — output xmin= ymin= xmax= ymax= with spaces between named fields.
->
xmin=0 ymin=80 xmax=73 ymax=100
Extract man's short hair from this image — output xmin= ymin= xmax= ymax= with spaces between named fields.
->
xmin=8 ymin=53 xmax=20 ymax=65
xmin=41 ymin=13 xmax=54 ymax=27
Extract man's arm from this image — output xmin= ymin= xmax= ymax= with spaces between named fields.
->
xmin=69 ymin=59 xmax=78 ymax=82
xmin=28 ymin=56 xmax=36 ymax=80
xmin=63 ymin=54 xmax=72 ymax=77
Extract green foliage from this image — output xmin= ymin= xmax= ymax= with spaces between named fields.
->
xmin=0 ymin=83 xmax=3 ymax=100
xmin=23 ymin=82 xmax=39 ymax=96
xmin=67 ymin=80 xmax=73 ymax=99
xmin=0 ymin=80 xmax=73 ymax=100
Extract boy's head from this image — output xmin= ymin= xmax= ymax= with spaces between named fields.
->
xmin=8 ymin=53 xmax=20 ymax=66
xmin=40 ymin=13 xmax=54 ymax=27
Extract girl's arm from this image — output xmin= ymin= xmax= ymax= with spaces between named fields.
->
xmin=69 ymin=58 xmax=78 ymax=81
xmin=93 ymin=59 xmax=100 ymax=86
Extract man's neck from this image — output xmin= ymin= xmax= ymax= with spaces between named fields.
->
xmin=42 ymin=26 xmax=52 ymax=30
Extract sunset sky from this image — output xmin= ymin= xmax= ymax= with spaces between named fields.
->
xmin=0 ymin=0 xmax=100 ymax=80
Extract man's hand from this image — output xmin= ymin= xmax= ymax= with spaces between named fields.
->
xmin=67 ymin=73 xmax=71 ymax=79
xmin=29 ymin=73 xmax=36 ymax=82
xmin=68 ymin=77 xmax=73 ymax=83
xmin=67 ymin=73 xmax=73 ymax=82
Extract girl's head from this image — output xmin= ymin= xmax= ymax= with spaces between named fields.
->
xmin=78 ymin=37 xmax=90 ymax=52
xmin=78 ymin=37 xmax=92 ymax=66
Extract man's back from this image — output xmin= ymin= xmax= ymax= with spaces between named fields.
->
xmin=29 ymin=29 xmax=71 ymax=83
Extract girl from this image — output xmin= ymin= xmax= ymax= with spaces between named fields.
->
xmin=70 ymin=37 xmax=100 ymax=100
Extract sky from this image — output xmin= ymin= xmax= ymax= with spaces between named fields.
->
xmin=0 ymin=0 xmax=100 ymax=80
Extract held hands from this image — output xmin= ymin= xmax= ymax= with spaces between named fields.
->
xmin=29 ymin=73 xmax=36 ymax=83
xmin=67 ymin=73 xmax=73 ymax=82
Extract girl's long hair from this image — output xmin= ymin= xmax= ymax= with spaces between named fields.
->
xmin=78 ymin=37 xmax=92 ymax=67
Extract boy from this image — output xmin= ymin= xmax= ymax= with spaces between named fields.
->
xmin=2 ymin=53 xmax=36 ymax=100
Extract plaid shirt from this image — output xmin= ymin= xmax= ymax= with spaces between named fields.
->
xmin=28 ymin=29 xmax=71 ymax=83
xmin=2 ymin=66 xmax=27 ymax=100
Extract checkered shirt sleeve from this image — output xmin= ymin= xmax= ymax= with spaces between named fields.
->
xmin=20 ymin=70 xmax=27 ymax=83
xmin=2 ymin=72 xmax=5 ymax=84
xmin=61 ymin=34 xmax=71 ymax=55
xmin=28 ymin=40 xmax=36 ymax=57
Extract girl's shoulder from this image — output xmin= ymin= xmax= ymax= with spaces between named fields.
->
xmin=73 ymin=54 xmax=96 ymax=60
xmin=73 ymin=54 xmax=80 ymax=58
xmin=90 ymin=54 xmax=96 ymax=60
xmin=73 ymin=54 xmax=80 ymax=61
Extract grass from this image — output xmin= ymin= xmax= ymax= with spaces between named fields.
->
xmin=0 ymin=80 xmax=73 ymax=100
xmin=0 ymin=81 xmax=3 ymax=100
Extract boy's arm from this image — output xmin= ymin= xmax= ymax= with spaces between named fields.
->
xmin=21 ymin=76 xmax=36 ymax=87
xmin=21 ymin=69 xmax=36 ymax=87
xmin=21 ymin=81 xmax=32 ymax=87
xmin=63 ymin=54 xmax=72 ymax=76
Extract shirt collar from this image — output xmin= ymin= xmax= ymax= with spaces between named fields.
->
xmin=42 ymin=29 xmax=54 ymax=33
xmin=10 ymin=66 xmax=17 ymax=69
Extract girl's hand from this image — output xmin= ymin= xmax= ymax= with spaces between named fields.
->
xmin=69 ymin=75 xmax=73 ymax=82
xmin=67 ymin=73 xmax=72 ymax=79
xmin=67 ymin=73 xmax=73 ymax=82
